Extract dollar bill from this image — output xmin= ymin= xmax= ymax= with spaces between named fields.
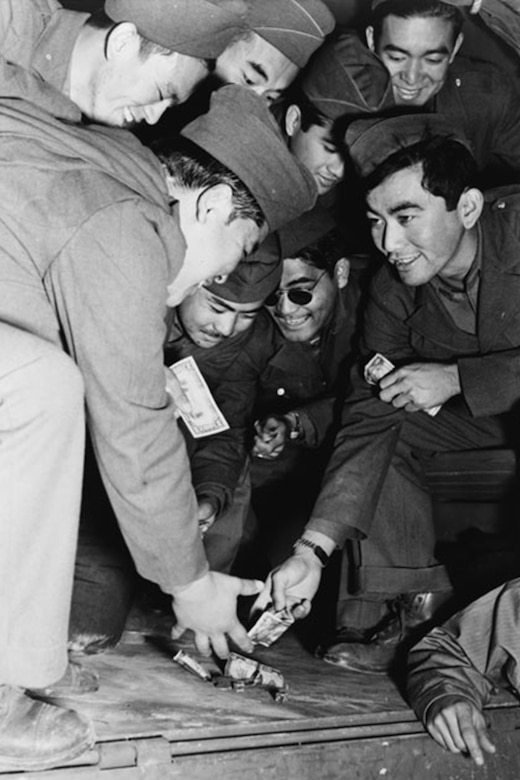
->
xmin=168 ymin=356 xmax=229 ymax=438
xmin=364 ymin=353 xmax=441 ymax=416
xmin=364 ymin=352 xmax=396 ymax=386
xmin=247 ymin=605 xmax=294 ymax=647
xmin=225 ymin=653 xmax=286 ymax=691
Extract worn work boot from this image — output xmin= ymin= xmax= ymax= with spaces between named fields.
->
xmin=28 ymin=661 xmax=99 ymax=698
xmin=322 ymin=591 xmax=452 ymax=674
xmin=0 ymin=685 xmax=95 ymax=771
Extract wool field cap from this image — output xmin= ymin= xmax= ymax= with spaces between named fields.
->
xmin=345 ymin=113 xmax=473 ymax=178
xmin=206 ymin=232 xmax=282 ymax=302
xmin=301 ymin=31 xmax=394 ymax=120
xmin=104 ymin=0 xmax=248 ymax=59
xmin=279 ymin=204 xmax=335 ymax=259
xmin=182 ymin=85 xmax=317 ymax=231
xmin=246 ymin=0 xmax=336 ymax=68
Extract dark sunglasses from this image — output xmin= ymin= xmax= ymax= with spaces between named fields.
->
xmin=265 ymin=270 xmax=327 ymax=307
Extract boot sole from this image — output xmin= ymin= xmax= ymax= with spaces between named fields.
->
xmin=0 ymin=723 xmax=95 ymax=772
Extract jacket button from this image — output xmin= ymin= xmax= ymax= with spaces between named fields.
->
xmin=497 ymin=201 xmax=506 ymax=209
xmin=276 ymin=388 xmax=286 ymax=396
xmin=455 ymin=78 xmax=461 ymax=87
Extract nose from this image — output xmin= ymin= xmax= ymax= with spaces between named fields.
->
xmin=215 ymin=312 xmax=237 ymax=338
xmin=380 ymin=220 xmax=405 ymax=256
xmin=143 ymin=98 xmax=172 ymax=126
xmin=278 ymin=292 xmax=301 ymax=316
xmin=400 ymin=59 xmax=422 ymax=85
xmin=326 ymin=153 xmax=345 ymax=180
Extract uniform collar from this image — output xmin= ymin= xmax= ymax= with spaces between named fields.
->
xmin=31 ymin=6 xmax=89 ymax=99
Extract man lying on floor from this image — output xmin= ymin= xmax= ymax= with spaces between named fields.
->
xmin=407 ymin=577 xmax=520 ymax=766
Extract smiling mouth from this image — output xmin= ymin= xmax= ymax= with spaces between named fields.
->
xmin=277 ymin=314 xmax=309 ymax=329
xmin=392 ymin=254 xmax=420 ymax=271
xmin=396 ymin=88 xmax=421 ymax=99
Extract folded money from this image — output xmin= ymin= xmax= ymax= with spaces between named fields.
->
xmin=248 ymin=605 xmax=294 ymax=647
xmin=364 ymin=352 xmax=395 ymax=386
xmin=364 ymin=353 xmax=441 ymax=416
xmin=168 ymin=356 xmax=229 ymax=438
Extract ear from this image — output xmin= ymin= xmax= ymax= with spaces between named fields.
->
xmin=366 ymin=26 xmax=375 ymax=53
xmin=105 ymin=22 xmax=140 ymax=61
xmin=334 ymin=258 xmax=350 ymax=290
xmin=195 ymin=183 xmax=234 ymax=223
xmin=285 ymin=104 xmax=302 ymax=138
xmin=457 ymin=187 xmax=484 ymax=229
xmin=450 ymin=32 xmax=464 ymax=62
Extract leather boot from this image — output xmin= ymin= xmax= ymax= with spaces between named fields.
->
xmin=0 ymin=685 xmax=94 ymax=771
xmin=322 ymin=590 xmax=453 ymax=673
xmin=28 ymin=661 xmax=99 ymax=698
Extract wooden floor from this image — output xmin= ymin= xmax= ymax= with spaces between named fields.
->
xmin=8 ymin=627 xmax=520 ymax=779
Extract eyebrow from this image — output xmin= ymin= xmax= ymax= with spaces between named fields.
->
xmin=209 ymin=294 xmax=262 ymax=313
xmin=248 ymin=60 xmax=268 ymax=83
xmin=388 ymin=200 xmax=423 ymax=215
xmin=383 ymin=42 xmax=451 ymax=56
xmin=285 ymin=275 xmax=320 ymax=287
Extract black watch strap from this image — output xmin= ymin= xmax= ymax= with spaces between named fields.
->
xmin=293 ymin=537 xmax=329 ymax=567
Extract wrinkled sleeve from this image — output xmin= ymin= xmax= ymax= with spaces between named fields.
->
xmin=407 ymin=579 xmax=520 ymax=724
xmin=46 ymin=200 xmax=207 ymax=593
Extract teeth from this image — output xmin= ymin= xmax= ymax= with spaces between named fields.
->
xmin=123 ymin=107 xmax=133 ymax=124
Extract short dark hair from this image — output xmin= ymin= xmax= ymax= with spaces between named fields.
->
xmin=287 ymin=86 xmax=328 ymax=132
xmin=291 ymin=230 xmax=345 ymax=277
xmin=154 ymin=138 xmax=265 ymax=227
xmin=364 ymin=135 xmax=478 ymax=211
xmin=371 ymin=0 xmax=464 ymax=47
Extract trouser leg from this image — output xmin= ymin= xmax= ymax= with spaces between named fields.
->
xmin=0 ymin=325 xmax=85 ymax=688
xmin=337 ymin=403 xmax=509 ymax=629
xmin=204 ymin=464 xmax=251 ymax=574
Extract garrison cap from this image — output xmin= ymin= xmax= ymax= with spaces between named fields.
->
xmin=104 ymin=0 xmax=248 ymax=59
xmin=301 ymin=31 xmax=394 ymax=120
xmin=345 ymin=113 xmax=472 ymax=178
xmin=279 ymin=204 xmax=335 ymax=259
xmin=246 ymin=0 xmax=336 ymax=68
xmin=206 ymin=232 xmax=282 ymax=302
xmin=182 ymin=85 xmax=317 ymax=231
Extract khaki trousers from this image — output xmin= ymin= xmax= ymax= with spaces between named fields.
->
xmin=0 ymin=324 xmax=84 ymax=687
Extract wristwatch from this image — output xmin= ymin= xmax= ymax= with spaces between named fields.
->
xmin=293 ymin=537 xmax=329 ymax=567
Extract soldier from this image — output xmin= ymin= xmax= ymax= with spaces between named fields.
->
xmin=255 ymin=112 xmax=520 ymax=673
xmin=0 ymin=0 xmax=248 ymax=126
xmin=0 ymin=85 xmax=315 ymax=770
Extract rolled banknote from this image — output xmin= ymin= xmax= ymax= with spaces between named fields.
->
xmin=364 ymin=353 xmax=441 ymax=416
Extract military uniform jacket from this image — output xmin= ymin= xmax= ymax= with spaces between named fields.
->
xmin=0 ymin=0 xmax=85 ymax=122
xmin=0 ymin=95 xmax=208 ymax=593
xmin=435 ymin=57 xmax=520 ymax=183
xmin=307 ymin=190 xmax=520 ymax=546
xmin=256 ymin=281 xmax=361 ymax=448
xmin=407 ymin=578 xmax=520 ymax=723
xmin=165 ymin=310 xmax=277 ymax=516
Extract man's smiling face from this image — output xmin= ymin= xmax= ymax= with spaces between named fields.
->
xmin=178 ymin=286 xmax=263 ymax=347
xmin=215 ymin=32 xmax=299 ymax=104
xmin=267 ymin=257 xmax=336 ymax=342
xmin=366 ymin=163 xmax=471 ymax=286
xmin=367 ymin=15 xmax=462 ymax=107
